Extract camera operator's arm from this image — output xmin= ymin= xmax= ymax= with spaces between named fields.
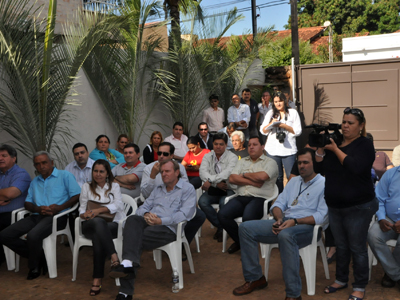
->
xmin=317 ymin=139 xmax=347 ymax=164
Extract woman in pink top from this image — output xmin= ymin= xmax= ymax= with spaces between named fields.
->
xmin=182 ymin=136 xmax=210 ymax=189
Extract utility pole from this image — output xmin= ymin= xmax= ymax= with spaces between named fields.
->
xmin=251 ymin=0 xmax=257 ymax=38
xmin=291 ymin=0 xmax=299 ymax=65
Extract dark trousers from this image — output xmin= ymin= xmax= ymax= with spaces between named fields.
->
xmin=184 ymin=208 xmax=205 ymax=245
xmin=0 ymin=212 xmax=12 ymax=262
xmin=218 ymin=196 xmax=265 ymax=244
xmin=0 ymin=214 xmax=67 ymax=269
xmin=188 ymin=176 xmax=202 ymax=190
xmin=329 ymin=198 xmax=378 ymax=290
xmin=82 ymin=217 xmax=118 ymax=278
xmin=119 ymin=215 xmax=176 ymax=295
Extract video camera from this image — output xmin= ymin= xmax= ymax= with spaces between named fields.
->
xmin=305 ymin=123 xmax=343 ymax=147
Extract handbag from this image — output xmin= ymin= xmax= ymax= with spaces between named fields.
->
xmin=87 ymin=196 xmax=116 ymax=222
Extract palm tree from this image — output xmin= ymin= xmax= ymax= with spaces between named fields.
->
xmin=0 ymin=0 xmax=129 ymax=163
xmin=82 ymin=0 xmax=175 ymax=142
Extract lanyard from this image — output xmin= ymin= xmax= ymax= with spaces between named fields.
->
xmin=291 ymin=179 xmax=315 ymax=206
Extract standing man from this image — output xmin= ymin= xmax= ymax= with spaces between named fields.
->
xmin=141 ymin=142 xmax=205 ymax=246
xmin=112 ymin=143 xmax=145 ymax=199
xmin=258 ymin=91 xmax=272 ymax=144
xmin=110 ymin=160 xmax=197 ymax=300
xmin=368 ymin=166 xmax=400 ymax=288
xmin=65 ymin=143 xmax=95 ymax=187
xmin=241 ymin=88 xmax=259 ymax=137
xmin=197 ymin=122 xmax=213 ymax=150
xmin=0 ymin=151 xmax=81 ymax=279
xmin=198 ymin=132 xmax=238 ymax=242
xmin=227 ymin=94 xmax=251 ymax=141
xmin=202 ymin=94 xmax=225 ymax=133
xmin=218 ymin=136 xmax=278 ymax=254
xmin=164 ymin=121 xmax=188 ymax=162
xmin=0 ymin=144 xmax=31 ymax=264
xmin=232 ymin=148 xmax=328 ymax=300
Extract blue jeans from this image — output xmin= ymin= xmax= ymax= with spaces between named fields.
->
xmin=198 ymin=189 xmax=234 ymax=230
xmin=328 ymin=198 xmax=378 ymax=291
xmin=239 ymin=218 xmax=314 ymax=298
xmin=266 ymin=154 xmax=296 ymax=193
xmin=368 ymin=222 xmax=400 ymax=281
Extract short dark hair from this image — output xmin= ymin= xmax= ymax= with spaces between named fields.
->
xmin=198 ymin=122 xmax=208 ymax=130
xmin=124 ymin=143 xmax=140 ymax=154
xmin=242 ymin=88 xmax=251 ymax=94
xmin=0 ymin=144 xmax=17 ymax=163
xmin=117 ymin=134 xmax=129 ymax=142
xmin=187 ymin=136 xmax=201 ymax=145
xmin=209 ymin=94 xmax=219 ymax=101
xmin=173 ymin=121 xmax=184 ymax=129
xmin=231 ymin=93 xmax=240 ymax=99
xmin=249 ymin=136 xmax=264 ymax=146
xmin=95 ymin=134 xmax=110 ymax=144
xmin=159 ymin=142 xmax=175 ymax=155
xmin=72 ymin=143 xmax=88 ymax=152
xmin=213 ymin=132 xmax=228 ymax=144
xmin=296 ymin=148 xmax=316 ymax=166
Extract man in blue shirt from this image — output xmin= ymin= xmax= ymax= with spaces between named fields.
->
xmin=232 ymin=148 xmax=328 ymax=300
xmin=0 ymin=144 xmax=31 ymax=264
xmin=368 ymin=166 xmax=400 ymax=288
xmin=110 ymin=159 xmax=197 ymax=300
xmin=227 ymin=94 xmax=251 ymax=141
xmin=0 ymin=151 xmax=80 ymax=280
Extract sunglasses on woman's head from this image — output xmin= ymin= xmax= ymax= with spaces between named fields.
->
xmin=344 ymin=107 xmax=364 ymax=119
xmin=157 ymin=151 xmax=170 ymax=157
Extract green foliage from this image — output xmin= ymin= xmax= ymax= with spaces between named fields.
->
xmin=0 ymin=0 xmax=129 ymax=163
xmin=287 ymin=0 xmax=400 ymax=34
xmin=259 ymin=36 xmax=322 ymax=67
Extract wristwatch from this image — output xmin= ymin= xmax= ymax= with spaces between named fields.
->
xmin=242 ymin=172 xmax=246 ymax=178
xmin=293 ymin=218 xmax=298 ymax=226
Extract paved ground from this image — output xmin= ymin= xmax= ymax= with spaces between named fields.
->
xmin=0 ymin=220 xmax=399 ymax=300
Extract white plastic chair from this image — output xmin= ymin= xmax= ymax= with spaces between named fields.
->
xmin=13 ymin=203 xmax=78 ymax=278
xmin=152 ymin=211 xmax=196 ymax=290
xmin=261 ymin=224 xmax=330 ymax=296
xmin=72 ymin=194 xmax=138 ymax=282
xmin=3 ymin=207 xmax=26 ymax=271
xmin=222 ymin=185 xmax=279 ymax=253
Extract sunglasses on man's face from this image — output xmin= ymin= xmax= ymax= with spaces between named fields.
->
xmin=157 ymin=151 xmax=170 ymax=157
xmin=199 ymin=128 xmax=208 ymax=131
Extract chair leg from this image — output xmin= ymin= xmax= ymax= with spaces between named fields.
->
xmin=15 ymin=254 xmax=20 ymax=272
xmin=262 ymin=243 xmax=276 ymax=280
xmin=153 ymin=249 xmax=162 ymax=269
xmin=222 ymin=230 xmax=227 ymax=253
xmin=183 ymin=240 xmax=195 ymax=274
xmin=318 ymin=240 xmax=330 ymax=279
xmin=3 ymin=246 xmax=16 ymax=271
xmin=194 ymin=231 xmax=200 ymax=253
xmin=72 ymin=240 xmax=80 ymax=281
xmin=43 ymin=235 xmax=58 ymax=278
xmin=300 ymin=244 xmax=317 ymax=296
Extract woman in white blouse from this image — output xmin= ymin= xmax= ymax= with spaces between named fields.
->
xmin=79 ymin=159 xmax=126 ymax=296
xmin=260 ymin=92 xmax=302 ymax=193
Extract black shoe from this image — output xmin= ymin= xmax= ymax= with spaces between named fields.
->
xmin=381 ymin=273 xmax=396 ymax=288
xmin=109 ymin=265 xmax=135 ymax=279
xmin=115 ymin=294 xmax=132 ymax=300
xmin=27 ymin=268 xmax=41 ymax=280
xmin=327 ymin=252 xmax=336 ymax=264
xmin=228 ymin=242 xmax=241 ymax=254
xmin=213 ymin=229 xmax=223 ymax=240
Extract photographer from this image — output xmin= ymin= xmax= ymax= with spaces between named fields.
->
xmin=260 ymin=92 xmax=301 ymax=193
xmin=316 ymin=107 xmax=378 ymax=300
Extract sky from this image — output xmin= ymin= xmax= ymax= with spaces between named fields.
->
xmin=198 ymin=0 xmax=292 ymax=36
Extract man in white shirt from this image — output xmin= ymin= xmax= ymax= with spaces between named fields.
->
xmin=227 ymin=94 xmax=251 ymax=141
xmin=202 ymin=94 xmax=225 ymax=133
xmin=112 ymin=143 xmax=145 ymax=199
xmin=164 ymin=121 xmax=188 ymax=162
xmin=65 ymin=143 xmax=95 ymax=187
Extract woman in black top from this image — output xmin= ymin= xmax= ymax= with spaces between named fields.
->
xmin=143 ymin=131 xmax=163 ymax=164
xmin=316 ymin=108 xmax=378 ymax=300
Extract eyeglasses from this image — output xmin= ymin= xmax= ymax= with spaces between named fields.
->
xmin=157 ymin=151 xmax=170 ymax=157
xmin=343 ymin=107 xmax=365 ymax=120
xmin=199 ymin=128 xmax=208 ymax=131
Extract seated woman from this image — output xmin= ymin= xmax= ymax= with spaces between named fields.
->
xmin=89 ymin=135 xmax=125 ymax=169
xmin=115 ymin=134 xmax=129 ymax=154
xmin=143 ymin=131 xmax=163 ymax=164
xmin=79 ymin=159 xmax=126 ymax=296
xmin=230 ymin=130 xmax=249 ymax=160
xmin=181 ymin=136 xmax=210 ymax=189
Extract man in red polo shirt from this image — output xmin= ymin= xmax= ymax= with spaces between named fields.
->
xmin=112 ymin=143 xmax=145 ymax=198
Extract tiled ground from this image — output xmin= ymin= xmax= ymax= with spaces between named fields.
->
xmin=0 ymin=220 xmax=399 ymax=300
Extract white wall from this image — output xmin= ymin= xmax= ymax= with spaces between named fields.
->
xmin=342 ymin=32 xmax=400 ymax=62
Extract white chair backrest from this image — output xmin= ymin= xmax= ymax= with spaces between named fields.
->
xmin=262 ymin=184 xmax=280 ymax=219
xmin=121 ymin=194 xmax=138 ymax=216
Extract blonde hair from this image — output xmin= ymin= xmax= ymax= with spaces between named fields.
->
xmin=150 ymin=131 xmax=163 ymax=144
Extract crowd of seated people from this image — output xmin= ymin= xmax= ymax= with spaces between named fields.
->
xmin=1 ymin=90 xmax=400 ymax=300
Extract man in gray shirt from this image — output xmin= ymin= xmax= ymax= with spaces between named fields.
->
xmin=112 ymin=143 xmax=145 ymax=199
xmin=110 ymin=160 xmax=196 ymax=300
